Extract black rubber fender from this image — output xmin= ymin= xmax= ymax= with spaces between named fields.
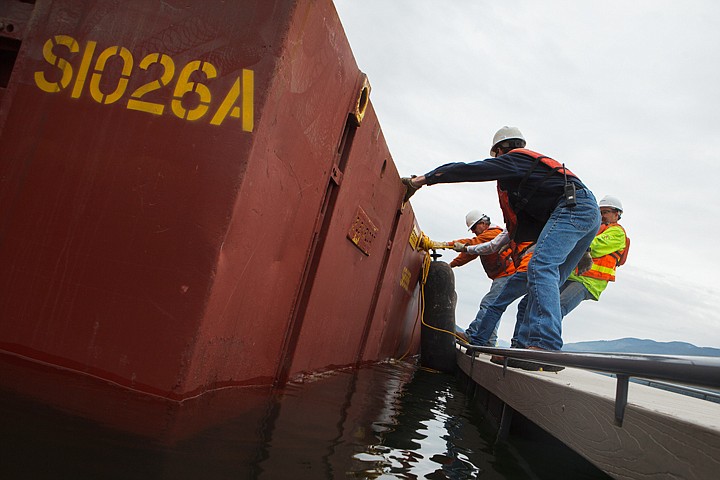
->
xmin=420 ymin=261 xmax=457 ymax=373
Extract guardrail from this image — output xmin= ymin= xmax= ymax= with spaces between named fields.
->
xmin=629 ymin=378 xmax=720 ymax=403
xmin=459 ymin=344 xmax=720 ymax=426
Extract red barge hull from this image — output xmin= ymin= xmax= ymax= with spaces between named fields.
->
xmin=0 ymin=0 xmax=424 ymax=432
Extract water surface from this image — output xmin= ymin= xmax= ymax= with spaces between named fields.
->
xmin=0 ymin=359 xmax=609 ymax=479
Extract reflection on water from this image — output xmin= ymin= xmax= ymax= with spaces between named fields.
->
xmin=0 ymin=359 xmax=609 ymax=479
xmin=352 ymin=364 xmax=495 ymax=478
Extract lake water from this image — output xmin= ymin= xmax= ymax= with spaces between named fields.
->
xmin=0 ymin=359 xmax=609 ymax=479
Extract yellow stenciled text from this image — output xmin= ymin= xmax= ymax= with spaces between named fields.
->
xmin=33 ymin=35 xmax=254 ymax=131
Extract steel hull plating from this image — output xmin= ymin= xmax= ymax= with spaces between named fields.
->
xmin=0 ymin=0 xmax=423 ymax=430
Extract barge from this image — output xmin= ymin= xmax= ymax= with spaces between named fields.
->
xmin=0 ymin=0 xmax=425 ymax=435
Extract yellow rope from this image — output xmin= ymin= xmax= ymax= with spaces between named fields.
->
xmin=397 ymin=235 xmax=468 ymax=361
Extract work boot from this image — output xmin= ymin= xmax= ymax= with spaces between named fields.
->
xmin=520 ymin=346 xmax=565 ymax=372
xmin=506 ymin=358 xmax=542 ymax=371
xmin=490 ymin=355 xmax=506 ymax=366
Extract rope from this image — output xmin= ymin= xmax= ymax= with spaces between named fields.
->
xmin=397 ymin=234 xmax=468 ymax=361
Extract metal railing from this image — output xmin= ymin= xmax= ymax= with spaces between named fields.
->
xmin=628 ymin=377 xmax=720 ymax=403
xmin=459 ymin=344 xmax=720 ymax=426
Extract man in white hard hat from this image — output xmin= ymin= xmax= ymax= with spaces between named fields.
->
xmin=444 ymin=210 xmax=515 ymax=346
xmin=558 ymin=195 xmax=629 ymax=317
xmin=402 ymin=126 xmax=600 ymax=370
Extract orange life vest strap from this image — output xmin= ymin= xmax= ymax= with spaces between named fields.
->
xmin=598 ymin=223 xmax=629 ymax=267
xmin=497 ymin=149 xmax=578 ymax=240
xmin=511 ymin=148 xmax=577 ymax=178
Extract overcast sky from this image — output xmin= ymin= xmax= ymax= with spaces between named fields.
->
xmin=333 ymin=1 xmax=720 ymax=348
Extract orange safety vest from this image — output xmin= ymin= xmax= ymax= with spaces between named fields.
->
xmin=480 ymin=240 xmax=515 ymax=279
xmin=512 ymin=241 xmax=535 ymax=273
xmin=450 ymin=227 xmax=516 ymax=279
xmin=496 ymin=148 xmax=577 ymax=269
xmin=581 ymin=223 xmax=628 ymax=282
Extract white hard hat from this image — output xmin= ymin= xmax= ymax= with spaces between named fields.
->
xmin=465 ymin=210 xmax=490 ymax=230
xmin=491 ymin=126 xmax=525 ymax=156
xmin=598 ymin=195 xmax=623 ymax=212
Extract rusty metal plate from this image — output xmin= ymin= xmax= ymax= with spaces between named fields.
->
xmin=347 ymin=206 xmax=378 ymax=256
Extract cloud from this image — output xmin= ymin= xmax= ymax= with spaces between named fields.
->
xmin=447 ymin=262 xmax=720 ymax=349
xmin=562 ymin=267 xmax=720 ymax=347
xmin=335 ymin=0 xmax=720 ymax=347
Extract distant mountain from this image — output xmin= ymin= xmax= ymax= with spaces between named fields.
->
xmin=563 ymin=337 xmax=720 ymax=357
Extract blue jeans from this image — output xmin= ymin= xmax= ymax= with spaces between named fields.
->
xmin=560 ymin=279 xmax=594 ymax=317
xmin=467 ymin=272 xmax=528 ymax=346
xmin=465 ymin=275 xmax=511 ymax=345
xmin=514 ymin=188 xmax=601 ymax=350
xmin=513 ymin=279 xmax=594 ymax=346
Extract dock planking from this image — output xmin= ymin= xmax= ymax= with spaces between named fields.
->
xmin=458 ymin=351 xmax=720 ymax=480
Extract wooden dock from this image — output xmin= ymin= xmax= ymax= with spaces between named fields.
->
xmin=457 ymin=351 xmax=720 ymax=480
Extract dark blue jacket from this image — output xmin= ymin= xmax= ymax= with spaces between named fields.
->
xmin=424 ymin=150 xmax=588 ymax=242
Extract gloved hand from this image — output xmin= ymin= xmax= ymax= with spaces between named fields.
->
xmin=453 ymin=242 xmax=467 ymax=252
xmin=576 ymin=250 xmax=593 ymax=274
xmin=401 ymin=176 xmax=420 ymax=203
